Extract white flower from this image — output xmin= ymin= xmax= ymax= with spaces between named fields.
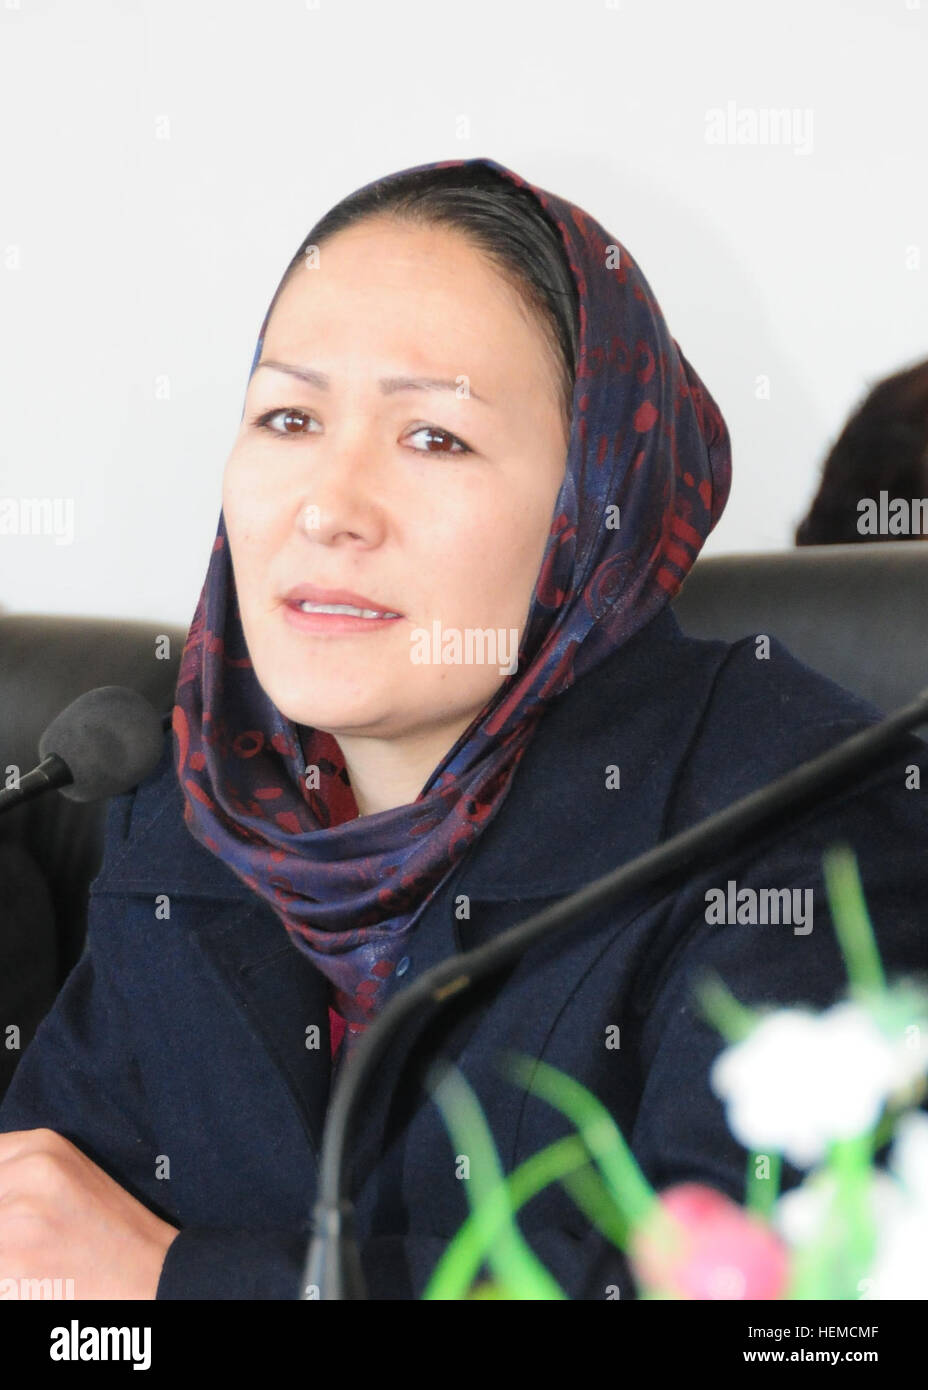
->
xmin=862 ymin=981 xmax=928 ymax=1100
xmin=886 ymin=1110 xmax=928 ymax=1206
xmin=710 ymin=1003 xmax=910 ymax=1168
xmin=867 ymin=1207 xmax=928 ymax=1298
xmin=772 ymin=1117 xmax=928 ymax=1298
xmin=856 ymin=1114 xmax=928 ymax=1298
xmin=772 ymin=1168 xmax=902 ymax=1248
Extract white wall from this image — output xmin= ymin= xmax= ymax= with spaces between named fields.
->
xmin=2 ymin=0 xmax=926 ymax=627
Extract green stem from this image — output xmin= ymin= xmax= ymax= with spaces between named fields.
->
xmin=694 ymin=970 xmax=763 ymax=1044
xmin=828 ymin=1132 xmax=878 ymax=1296
xmin=745 ymin=1148 xmax=782 ymax=1217
xmin=423 ymin=1133 xmax=595 ymax=1299
xmin=498 ymin=1052 xmax=658 ymax=1227
xmin=784 ymin=1132 xmax=878 ymax=1300
xmin=821 ymin=844 xmax=886 ymax=995
xmin=425 ymin=1062 xmax=567 ymax=1300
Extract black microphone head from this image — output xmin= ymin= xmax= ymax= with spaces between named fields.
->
xmin=38 ymin=685 xmax=167 ymax=802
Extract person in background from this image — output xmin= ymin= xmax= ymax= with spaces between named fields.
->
xmin=795 ymin=358 xmax=928 ymax=545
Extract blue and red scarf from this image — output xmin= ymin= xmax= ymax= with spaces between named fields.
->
xmin=172 ymin=156 xmax=732 ymax=1066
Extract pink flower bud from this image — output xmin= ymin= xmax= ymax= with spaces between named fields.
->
xmin=630 ymin=1182 xmax=789 ymax=1299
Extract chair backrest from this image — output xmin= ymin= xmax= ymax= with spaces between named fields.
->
xmin=4 ymin=543 xmax=927 ymax=981
xmin=671 ymin=541 xmax=928 ymax=714
xmin=0 ymin=614 xmax=188 ymax=981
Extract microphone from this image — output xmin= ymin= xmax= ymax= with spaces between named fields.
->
xmin=0 ymin=685 xmax=167 ymax=814
xmin=301 ymin=684 xmax=928 ymax=1299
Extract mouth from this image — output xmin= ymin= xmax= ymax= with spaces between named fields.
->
xmin=280 ymin=583 xmax=404 ymax=635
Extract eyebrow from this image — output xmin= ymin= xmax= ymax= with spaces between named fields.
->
xmin=253 ymin=359 xmax=492 ymax=405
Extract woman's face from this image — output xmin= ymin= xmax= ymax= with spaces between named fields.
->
xmin=222 ymin=215 xmax=570 ymax=747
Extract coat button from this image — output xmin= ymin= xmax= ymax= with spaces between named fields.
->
xmin=396 ymin=956 xmax=411 ymax=976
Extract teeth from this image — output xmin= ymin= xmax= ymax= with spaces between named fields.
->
xmin=298 ymin=602 xmax=399 ymax=619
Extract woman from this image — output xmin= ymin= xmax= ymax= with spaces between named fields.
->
xmin=1 ymin=157 xmax=926 ymax=1301
xmin=795 ymin=357 xmax=928 ymax=544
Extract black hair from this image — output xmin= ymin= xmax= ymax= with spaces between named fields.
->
xmin=795 ymin=357 xmax=928 ymax=544
xmin=264 ymin=163 xmax=581 ymax=430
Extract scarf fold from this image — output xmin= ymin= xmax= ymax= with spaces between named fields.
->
xmin=172 ymin=156 xmax=732 ymax=1064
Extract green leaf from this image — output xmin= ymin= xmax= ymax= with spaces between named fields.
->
xmin=559 ymin=1160 xmax=631 ymax=1249
xmin=693 ymin=970 xmax=764 ymax=1044
xmin=424 ymin=1060 xmax=567 ymax=1300
xmin=821 ymin=843 xmax=886 ymax=996
xmin=495 ymin=1052 xmax=658 ymax=1229
xmin=422 ymin=1128 xmax=632 ymax=1299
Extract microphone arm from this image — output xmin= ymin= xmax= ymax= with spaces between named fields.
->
xmin=301 ymin=685 xmax=928 ymax=1300
xmin=0 ymin=754 xmax=73 ymax=812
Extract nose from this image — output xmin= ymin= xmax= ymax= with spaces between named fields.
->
xmin=295 ymin=433 xmax=389 ymax=547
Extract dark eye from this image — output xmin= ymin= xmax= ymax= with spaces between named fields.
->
xmin=405 ymin=424 xmax=472 ymax=455
xmin=249 ymin=409 xmax=472 ymax=455
xmin=251 ymin=408 xmax=317 ymax=437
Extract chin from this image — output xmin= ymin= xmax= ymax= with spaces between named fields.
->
xmin=255 ymin=673 xmax=389 ymax=737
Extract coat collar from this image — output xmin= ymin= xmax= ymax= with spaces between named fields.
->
xmin=88 ymin=606 xmax=735 ymax=1169
xmin=95 ymin=606 xmax=730 ymax=905
xmin=455 ymin=606 xmax=729 ymax=900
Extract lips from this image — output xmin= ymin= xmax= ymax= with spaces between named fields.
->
xmin=282 ymin=583 xmax=403 ymax=617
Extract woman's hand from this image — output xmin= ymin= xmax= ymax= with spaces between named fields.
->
xmin=0 ymin=1127 xmax=179 ymax=1299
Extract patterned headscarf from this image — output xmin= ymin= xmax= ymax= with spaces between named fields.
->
xmin=172 ymin=156 xmax=731 ymax=1064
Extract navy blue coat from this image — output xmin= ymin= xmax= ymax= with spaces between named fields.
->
xmin=3 ymin=606 xmax=927 ymax=1299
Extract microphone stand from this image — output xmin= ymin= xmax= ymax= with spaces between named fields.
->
xmin=301 ymin=686 xmax=928 ymax=1299
xmin=0 ymin=754 xmax=72 ymax=812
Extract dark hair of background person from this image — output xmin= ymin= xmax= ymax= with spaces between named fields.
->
xmin=261 ymin=163 xmax=582 ymax=433
xmin=795 ymin=357 xmax=928 ymax=545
